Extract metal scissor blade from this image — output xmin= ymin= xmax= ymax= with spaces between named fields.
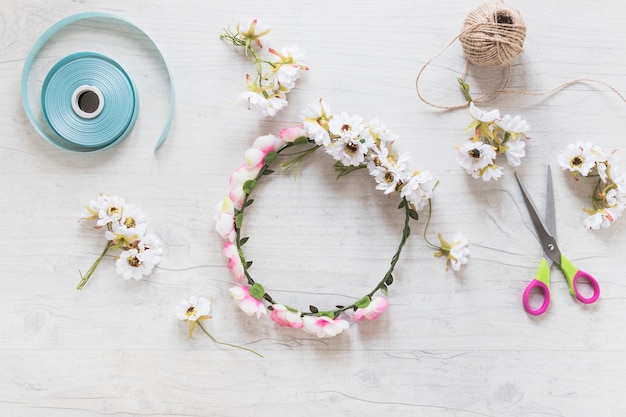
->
xmin=545 ymin=165 xmax=557 ymax=239
xmin=515 ymin=171 xmax=562 ymax=266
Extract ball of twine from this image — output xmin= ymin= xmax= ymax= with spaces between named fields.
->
xmin=460 ymin=2 xmax=526 ymax=67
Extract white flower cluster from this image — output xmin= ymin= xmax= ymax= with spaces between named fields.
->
xmin=456 ymin=102 xmax=530 ymax=181
xmin=79 ymin=194 xmax=162 ymax=286
xmin=222 ymin=19 xmax=308 ymax=117
xmin=301 ymin=99 xmax=436 ymax=211
xmin=558 ymin=141 xmax=626 ymax=230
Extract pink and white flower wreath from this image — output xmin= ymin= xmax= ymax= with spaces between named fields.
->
xmin=215 ymin=99 xmax=436 ymax=337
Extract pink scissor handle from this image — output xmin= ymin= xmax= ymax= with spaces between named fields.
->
xmin=572 ymin=270 xmax=600 ymax=304
xmin=522 ymin=279 xmax=551 ymax=316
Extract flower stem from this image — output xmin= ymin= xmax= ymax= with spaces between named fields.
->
xmin=76 ymin=241 xmax=113 ymax=290
xmin=457 ymin=77 xmax=473 ymax=103
xmin=279 ymin=144 xmax=321 ymax=171
xmin=197 ymin=321 xmax=264 ymax=358
xmin=422 ymin=193 xmax=444 ymax=251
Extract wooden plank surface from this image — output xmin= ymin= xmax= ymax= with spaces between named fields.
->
xmin=1 ymin=0 xmax=626 ymax=415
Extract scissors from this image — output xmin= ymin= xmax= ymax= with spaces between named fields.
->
xmin=515 ymin=166 xmax=600 ymax=315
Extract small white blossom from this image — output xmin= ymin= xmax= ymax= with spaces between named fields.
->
xmin=448 ymin=232 xmax=470 ymax=271
xmin=302 ymin=315 xmax=350 ymax=338
xmin=175 ymin=296 xmax=212 ymax=322
xmin=401 ymin=170 xmax=435 ymax=211
xmin=469 ymin=102 xmax=500 ymax=123
xmin=456 ymin=141 xmax=496 ymax=175
xmin=368 ymin=118 xmax=398 ymax=146
xmin=496 ymin=114 xmax=530 ymax=134
xmin=478 ymin=164 xmax=504 ymax=181
xmin=367 ymin=145 xmax=392 ymax=176
xmin=504 ymin=139 xmax=526 ymax=167
xmin=302 ymin=99 xmax=332 ymax=146
xmin=558 ymin=141 xmax=599 ymax=176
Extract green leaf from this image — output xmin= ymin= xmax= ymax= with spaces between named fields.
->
xmin=408 ymin=209 xmax=419 ymax=221
xmin=262 ymin=169 xmax=275 ymax=176
xmin=245 ymin=261 xmax=253 ymax=269
xmin=398 ymin=199 xmax=407 ymax=209
xmin=385 ymin=274 xmax=394 ymax=285
xmin=309 ymin=305 xmax=319 ymax=314
xmin=235 ymin=213 xmax=244 ymax=228
xmin=264 ymin=152 xmax=278 ymax=166
xmin=239 ymin=236 xmax=249 ymax=246
xmin=249 ymin=282 xmax=265 ymax=300
xmin=243 ymin=179 xmax=257 ymax=194
xmin=244 ymin=199 xmax=254 ymax=207
xmin=355 ymin=295 xmax=371 ymax=309
xmin=319 ymin=310 xmax=335 ymax=319
xmin=380 ymin=284 xmax=389 ymax=296
xmin=293 ymin=136 xmax=310 ymax=145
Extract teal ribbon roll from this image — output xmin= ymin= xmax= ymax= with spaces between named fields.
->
xmin=41 ymin=52 xmax=138 ymax=150
xmin=21 ymin=12 xmax=175 ymax=152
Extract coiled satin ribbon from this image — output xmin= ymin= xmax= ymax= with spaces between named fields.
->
xmin=21 ymin=12 xmax=175 ymax=152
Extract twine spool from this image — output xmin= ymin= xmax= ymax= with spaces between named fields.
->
xmin=460 ymin=2 xmax=526 ymax=67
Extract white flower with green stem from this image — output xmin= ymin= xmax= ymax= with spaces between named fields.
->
xmin=175 ymin=295 xmax=262 ymax=357
xmin=221 ymin=19 xmax=308 ymax=117
xmin=422 ymin=197 xmax=470 ymax=271
xmin=455 ymin=78 xmax=530 ymax=181
xmin=77 ymin=194 xmax=162 ymax=290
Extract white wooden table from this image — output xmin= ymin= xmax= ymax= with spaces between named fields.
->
xmin=2 ymin=0 xmax=626 ymax=415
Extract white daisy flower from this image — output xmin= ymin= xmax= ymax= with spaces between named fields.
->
xmin=264 ymin=92 xmax=288 ymax=117
xmin=237 ymin=91 xmax=269 ymax=114
xmin=469 ymin=102 xmax=500 ymax=123
xmin=558 ymin=141 xmax=598 ymax=176
xmin=477 ymin=164 xmax=504 ymax=181
xmin=456 ymin=141 xmax=496 ymax=174
xmin=367 ymin=145 xmax=392 ymax=176
xmin=302 ymin=99 xmax=332 ymax=146
xmin=400 ymin=170 xmax=435 ymax=211
xmin=368 ymin=118 xmax=398 ymax=146
xmin=328 ymin=112 xmax=367 ymax=141
xmin=267 ymin=46 xmax=307 ymax=90
xmin=115 ymin=248 xmax=146 ymax=280
xmin=138 ymin=234 xmax=163 ymax=263
xmin=94 ymin=195 xmax=127 ymax=227
xmin=175 ymin=296 xmax=211 ymax=322
xmin=496 ymin=114 xmax=530 ymax=134
xmin=375 ymin=165 xmax=411 ymax=194
xmin=504 ymin=139 xmax=526 ymax=167
xmin=104 ymin=204 xmax=147 ymax=243
xmin=114 ymin=236 xmax=161 ymax=281
xmin=448 ymin=232 xmax=470 ymax=272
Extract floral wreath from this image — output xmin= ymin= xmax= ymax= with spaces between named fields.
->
xmin=214 ymin=99 xmax=469 ymax=338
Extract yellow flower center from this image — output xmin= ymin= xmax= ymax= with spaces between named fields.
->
xmin=106 ymin=206 xmax=120 ymax=216
xmin=570 ymin=156 xmax=584 ymax=168
xmin=384 ymin=172 xmax=395 ymax=184
xmin=127 ymin=256 xmax=142 ymax=268
xmin=124 ymin=217 xmax=136 ymax=228
xmin=186 ymin=306 xmax=197 ymax=317
xmin=345 ymin=141 xmax=359 ymax=154
xmin=469 ymin=148 xmax=481 ymax=158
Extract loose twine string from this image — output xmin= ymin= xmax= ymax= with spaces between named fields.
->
xmin=415 ymin=2 xmax=626 ymax=110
